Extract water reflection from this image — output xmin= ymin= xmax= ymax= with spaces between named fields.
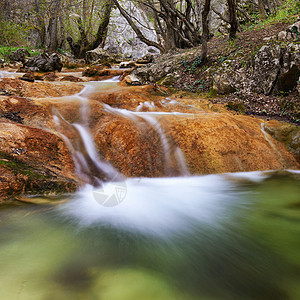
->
xmin=0 ymin=171 xmax=299 ymax=300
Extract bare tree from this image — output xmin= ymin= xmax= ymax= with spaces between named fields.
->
xmin=227 ymin=0 xmax=238 ymax=39
xmin=34 ymin=0 xmax=46 ymax=48
xmin=67 ymin=0 xmax=113 ymax=58
xmin=47 ymin=0 xmax=61 ymax=52
xmin=257 ymin=0 xmax=267 ymax=19
xmin=112 ymin=0 xmax=203 ymax=53
xmin=112 ymin=0 xmax=164 ymax=52
xmin=200 ymin=0 xmax=211 ymax=63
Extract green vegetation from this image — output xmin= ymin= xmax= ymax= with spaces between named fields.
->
xmin=0 ymin=46 xmax=40 ymax=62
xmin=246 ymin=0 xmax=300 ymax=30
xmin=226 ymin=101 xmax=245 ymax=114
xmin=0 ymin=20 xmax=29 ymax=47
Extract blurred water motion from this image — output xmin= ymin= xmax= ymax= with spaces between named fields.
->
xmin=0 ymin=171 xmax=299 ymax=300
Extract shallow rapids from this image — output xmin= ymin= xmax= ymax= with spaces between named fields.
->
xmin=1 ymin=71 xmax=300 ymax=300
xmin=0 ymin=171 xmax=300 ymax=300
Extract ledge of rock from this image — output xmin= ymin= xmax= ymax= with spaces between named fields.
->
xmin=0 ymin=121 xmax=78 ymax=200
xmin=0 ymin=78 xmax=83 ymax=98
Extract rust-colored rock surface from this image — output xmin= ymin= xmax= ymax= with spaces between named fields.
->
xmin=0 ymin=121 xmax=78 ymax=201
xmin=94 ymin=112 xmax=299 ymax=177
xmin=0 ymin=78 xmax=82 ymax=98
xmin=85 ymin=85 xmax=300 ymax=176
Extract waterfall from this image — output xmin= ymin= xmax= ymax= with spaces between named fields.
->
xmin=102 ymin=104 xmax=190 ymax=176
xmin=52 ymin=79 xmax=190 ymax=190
xmin=260 ymin=123 xmax=286 ymax=166
xmin=53 ymin=82 xmax=123 ymax=186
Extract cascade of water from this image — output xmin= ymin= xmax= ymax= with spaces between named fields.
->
xmin=103 ymin=104 xmax=190 ymax=176
xmin=260 ymin=123 xmax=286 ymax=166
xmin=52 ymin=77 xmax=191 ymax=185
xmin=0 ymin=71 xmax=16 ymax=78
xmin=53 ymin=83 xmax=123 ymax=186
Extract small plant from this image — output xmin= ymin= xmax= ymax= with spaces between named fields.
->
xmin=226 ymin=101 xmax=245 ymax=114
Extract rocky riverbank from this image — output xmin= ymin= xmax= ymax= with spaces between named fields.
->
xmin=127 ymin=21 xmax=300 ymax=125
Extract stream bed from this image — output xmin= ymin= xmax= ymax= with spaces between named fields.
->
xmin=0 ymin=71 xmax=300 ymax=299
xmin=0 ymin=171 xmax=299 ymax=300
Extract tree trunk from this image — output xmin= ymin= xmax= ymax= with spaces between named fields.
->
xmin=2 ymin=0 xmax=11 ymax=18
xmin=47 ymin=0 xmax=61 ymax=52
xmin=227 ymin=0 xmax=238 ymax=39
xmin=200 ymin=0 xmax=211 ymax=63
xmin=258 ymin=0 xmax=267 ymax=19
xmin=34 ymin=0 xmax=46 ymax=48
xmin=84 ymin=0 xmax=112 ymax=52
xmin=112 ymin=0 xmax=165 ymax=53
xmin=263 ymin=0 xmax=274 ymax=14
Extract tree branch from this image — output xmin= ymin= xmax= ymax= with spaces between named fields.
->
xmin=112 ymin=0 xmax=165 ymax=52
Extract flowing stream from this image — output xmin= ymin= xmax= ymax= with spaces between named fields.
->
xmin=0 ymin=74 xmax=300 ymax=299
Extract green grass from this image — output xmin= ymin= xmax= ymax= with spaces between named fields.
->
xmin=0 ymin=46 xmax=40 ymax=62
xmin=245 ymin=0 xmax=300 ymax=30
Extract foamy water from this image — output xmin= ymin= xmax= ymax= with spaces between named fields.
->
xmin=59 ymin=173 xmax=262 ymax=237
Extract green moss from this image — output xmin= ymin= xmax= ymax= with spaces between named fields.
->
xmin=226 ymin=101 xmax=246 ymax=114
xmin=0 ymin=156 xmax=48 ymax=180
xmin=156 ymin=76 xmax=167 ymax=85
xmin=208 ymin=88 xmax=218 ymax=98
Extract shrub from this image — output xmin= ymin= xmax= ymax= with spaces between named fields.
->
xmin=0 ymin=20 xmax=29 ymax=47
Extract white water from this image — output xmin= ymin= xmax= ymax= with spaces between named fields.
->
xmin=73 ymin=123 xmax=121 ymax=180
xmin=53 ymin=80 xmax=123 ymax=184
xmin=261 ymin=123 xmax=286 ymax=165
xmin=103 ymin=104 xmax=191 ymax=176
xmin=0 ymin=71 xmax=17 ymax=78
xmin=61 ymin=173 xmax=250 ymax=237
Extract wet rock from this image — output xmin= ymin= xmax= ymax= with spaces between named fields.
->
xmin=82 ymin=66 xmax=107 ymax=77
xmin=123 ymin=74 xmax=142 ymax=86
xmin=60 ymin=75 xmax=85 ymax=82
xmin=27 ymin=71 xmax=44 ymax=81
xmin=43 ymin=72 xmax=58 ymax=81
xmin=82 ymin=67 xmax=126 ymax=80
xmin=20 ymin=77 xmax=35 ymax=83
xmin=75 ymin=85 xmax=299 ymax=176
xmin=85 ymin=48 xmax=117 ymax=65
xmin=120 ymin=61 xmax=136 ymax=69
xmin=0 ymin=111 xmax=24 ymax=124
xmin=21 ymin=71 xmax=37 ymax=82
xmin=264 ymin=120 xmax=300 ymax=163
xmin=0 ymin=121 xmax=78 ymax=200
xmin=23 ymin=53 xmax=63 ymax=72
xmin=10 ymin=48 xmax=30 ymax=63
xmin=0 ymin=78 xmax=82 ymax=98
xmin=94 ymin=107 xmax=299 ymax=176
